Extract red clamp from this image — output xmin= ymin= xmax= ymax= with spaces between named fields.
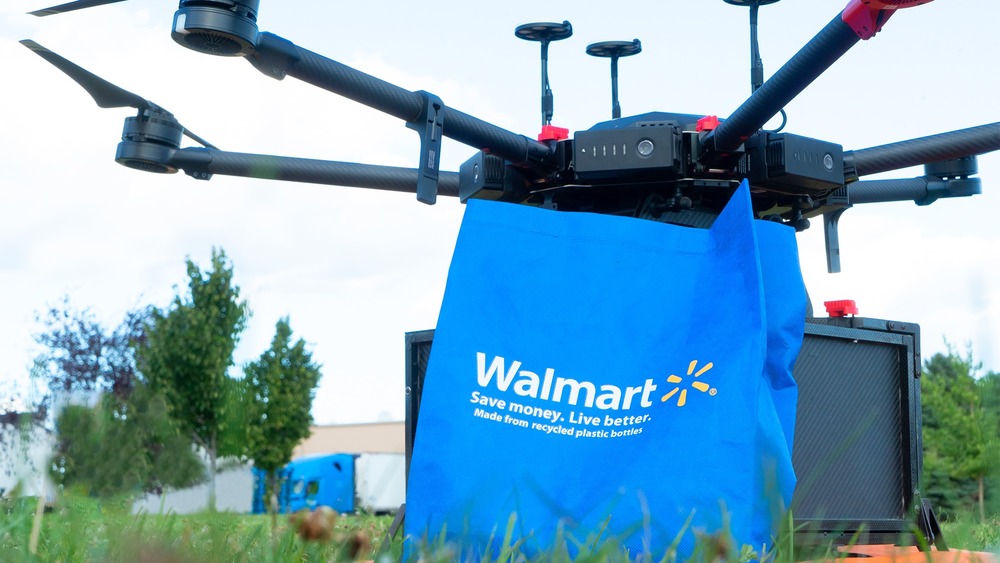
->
xmin=824 ymin=299 xmax=859 ymax=318
xmin=538 ymin=125 xmax=570 ymax=142
xmin=842 ymin=0 xmax=934 ymax=40
xmin=696 ymin=115 xmax=720 ymax=132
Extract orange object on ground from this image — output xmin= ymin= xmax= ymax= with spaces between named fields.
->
xmin=804 ymin=545 xmax=999 ymax=563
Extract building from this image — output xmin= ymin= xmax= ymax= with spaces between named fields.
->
xmin=293 ymin=421 xmax=404 ymax=458
xmin=0 ymin=417 xmax=55 ymax=500
xmin=133 ymin=421 xmax=405 ymax=514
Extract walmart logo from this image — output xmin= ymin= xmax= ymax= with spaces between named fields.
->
xmin=660 ymin=360 xmax=717 ymax=407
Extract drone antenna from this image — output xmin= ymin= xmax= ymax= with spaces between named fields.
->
xmin=723 ymin=0 xmax=780 ymax=92
xmin=586 ymin=40 xmax=642 ymax=119
xmin=724 ymin=0 xmax=784 ymax=132
xmin=515 ymin=21 xmax=573 ymax=126
xmin=749 ymin=2 xmax=764 ymax=92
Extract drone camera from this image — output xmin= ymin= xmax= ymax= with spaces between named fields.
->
xmin=172 ymin=0 xmax=260 ymax=57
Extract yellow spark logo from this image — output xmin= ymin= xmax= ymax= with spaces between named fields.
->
xmin=660 ymin=360 xmax=717 ymax=407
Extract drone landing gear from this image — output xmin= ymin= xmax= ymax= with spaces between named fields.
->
xmin=406 ymin=91 xmax=445 ymax=205
xmin=379 ymin=503 xmax=406 ymax=555
xmin=917 ymin=498 xmax=948 ymax=552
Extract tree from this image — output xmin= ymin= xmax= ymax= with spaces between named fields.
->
xmin=977 ymin=372 xmax=1000 ymax=517
xmin=139 ymin=248 xmax=250 ymax=511
xmin=50 ymin=383 xmax=204 ymax=498
xmin=33 ymin=297 xmax=149 ymax=405
xmin=920 ymin=348 xmax=996 ymax=521
xmin=244 ymin=318 xmax=323 ymax=510
xmin=32 ymin=299 xmax=203 ymax=498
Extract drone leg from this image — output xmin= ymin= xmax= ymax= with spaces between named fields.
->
xmin=406 ymin=91 xmax=445 ymax=205
xmin=823 ymin=208 xmax=848 ymax=274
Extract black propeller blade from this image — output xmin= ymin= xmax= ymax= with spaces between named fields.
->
xmin=29 ymin=0 xmax=127 ymax=17
xmin=20 ymin=39 xmax=216 ymax=149
xmin=20 ymin=39 xmax=148 ymax=110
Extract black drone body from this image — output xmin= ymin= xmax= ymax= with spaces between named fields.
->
xmin=18 ymin=0 xmax=995 ymax=278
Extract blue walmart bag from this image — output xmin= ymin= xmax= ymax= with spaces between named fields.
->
xmin=406 ymin=182 xmax=806 ymax=558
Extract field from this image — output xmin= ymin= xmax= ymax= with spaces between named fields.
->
xmin=1 ymin=496 xmax=998 ymax=562
xmin=1 ymin=496 xmax=393 ymax=562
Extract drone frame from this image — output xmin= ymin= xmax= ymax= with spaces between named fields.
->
xmin=20 ymin=0 xmax=996 ymax=274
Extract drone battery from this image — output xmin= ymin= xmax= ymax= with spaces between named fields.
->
xmin=573 ymin=125 xmax=680 ymax=182
xmin=740 ymin=133 xmax=845 ymax=195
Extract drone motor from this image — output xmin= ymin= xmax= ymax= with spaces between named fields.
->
xmin=115 ymin=109 xmax=186 ymax=174
xmin=172 ymin=0 xmax=261 ymax=57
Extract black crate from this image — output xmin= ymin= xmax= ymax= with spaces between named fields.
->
xmin=791 ymin=317 xmax=922 ymax=545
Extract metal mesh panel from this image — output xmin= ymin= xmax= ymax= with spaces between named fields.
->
xmin=404 ymin=330 xmax=434 ymax=480
xmin=791 ymin=332 xmax=908 ymax=525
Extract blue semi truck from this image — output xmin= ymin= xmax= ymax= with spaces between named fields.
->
xmin=251 ymin=453 xmax=404 ymax=514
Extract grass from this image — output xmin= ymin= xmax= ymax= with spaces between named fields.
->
xmin=941 ymin=517 xmax=1000 ymax=553
xmin=1 ymin=495 xmax=395 ymax=562
xmin=2 ymin=495 xmax=999 ymax=562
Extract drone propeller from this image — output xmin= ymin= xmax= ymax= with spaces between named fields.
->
xmin=20 ymin=39 xmax=148 ymax=109
xmin=28 ymin=0 xmax=126 ymax=17
xmin=19 ymin=40 xmax=216 ymax=149
xmin=18 ymin=40 xmax=458 ymax=193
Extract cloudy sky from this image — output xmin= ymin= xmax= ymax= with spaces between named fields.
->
xmin=1 ymin=0 xmax=997 ymax=424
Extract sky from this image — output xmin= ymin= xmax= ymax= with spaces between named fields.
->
xmin=1 ymin=0 xmax=997 ymax=424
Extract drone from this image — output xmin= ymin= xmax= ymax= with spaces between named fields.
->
xmin=17 ymin=0 xmax=995 ymax=276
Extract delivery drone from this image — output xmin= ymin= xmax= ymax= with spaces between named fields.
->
xmin=20 ymin=0 xmax=994 ymax=273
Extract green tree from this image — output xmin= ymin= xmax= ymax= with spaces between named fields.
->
xmin=920 ymin=348 xmax=995 ymax=521
xmin=139 ymin=248 xmax=250 ymax=511
xmin=977 ymin=372 xmax=1000 ymax=517
xmin=32 ymin=299 xmax=203 ymax=498
xmin=244 ymin=318 xmax=323 ymax=510
xmin=51 ymin=383 xmax=204 ymax=498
